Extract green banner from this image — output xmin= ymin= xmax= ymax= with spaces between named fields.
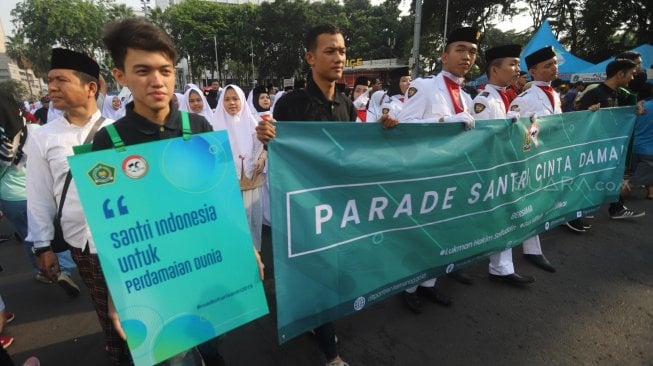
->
xmin=68 ymin=131 xmax=268 ymax=366
xmin=268 ymin=107 xmax=636 ymax=343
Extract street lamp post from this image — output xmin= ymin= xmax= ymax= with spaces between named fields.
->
xmin=203 ymin=36 xmax=220 ymax=82
xmin=411 ymin=0 xmax=422 ymax=77
xmin=250 ymin=40 xmax=255 ymax=84
xmin=140 ymin=0 xmax=151 ymax=16
xmin=212 ymin=36 xmax=219 ymax=81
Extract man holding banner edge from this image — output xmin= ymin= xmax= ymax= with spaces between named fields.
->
xmin=394 ymin=26 xmax=482 ymax=314
xmin=472 ymin=44 xmax=536 ymax=286
xmin=256 ymin=23 xmax=353 ymax=366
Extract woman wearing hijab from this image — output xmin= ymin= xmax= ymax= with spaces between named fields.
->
xmin=248 ymin=85 xmax=274 ymax=226
xmin=367 ymin=67 xmax=411 ymax=122
xmin=172 ymin=92 xmax=184 ymax=110
xmin=213 ymin=85 xmax=267 ymax=252
xmin=101 ymin=95 xmax=126 ymax=120
xmin=249 ymin=85 xmax=272 ymax=120
xmin=350 ymin=76 xmax=371 ymax=122
xmin=180 ymin=85 xmax=214 ymax=123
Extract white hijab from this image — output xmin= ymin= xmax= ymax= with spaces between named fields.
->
xmin=246 ymin=88 xmax=258 ymax=120
xmin=173 ymin=92 xmax=185 ymax=110
xmin=101 ymin=95 xmax=126 ymax=120
xmin=180 ymin=86 xmax=213 ymax=122
xmin=212 ymin=84 xmax=263 ymax=180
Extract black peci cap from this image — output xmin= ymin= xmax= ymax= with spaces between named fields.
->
xmin=446 ymin=27 xmax=480 ymax=46
xmin=354 ymin=76 xmax=370 ymax=87
xmin=50 ymin=48 xmax=100 ymax=80
xmin=389 ymin=67 xmax=410 ymax=80
xmin=525 ymin=46 xmax=556 ymax=69
xmin=485 ymin=44 xmax=522 ymax=64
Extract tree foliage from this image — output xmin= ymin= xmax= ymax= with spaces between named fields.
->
xmin=0 ymin=80 xmax=29 ymax=101
xmin=8 ymin=0 xmax=134 ymax=78
xmin=521 ymin=0 xmax=651 ymax=62
xmin=6 ymin=0 xmax=650 ymax=86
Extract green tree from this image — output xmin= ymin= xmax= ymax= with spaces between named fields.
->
xmin=0 ymin=80 xmax=29 ymax=101
xmin=518 ymin=0 xmax=651 ymax=62
xmin=415 ymin=0 xmax=519 ymax=73
xmin=9 ymin=0 xmax=134 ymax=80
xmin=158 ymin=0 xmax=231 ymax=84
xmin=255 ymin=0 xmax=310 ymax=82
xmin=5 ymin=34 xmax=36 ymax=99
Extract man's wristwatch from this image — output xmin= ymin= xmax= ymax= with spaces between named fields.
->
xmin=33 ymin=246 xmax=53 ymax=256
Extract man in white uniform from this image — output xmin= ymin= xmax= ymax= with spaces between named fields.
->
xmin=398 ymin=28 xmax=477 ymax=128
xmin=472 ymin=44 xmax=536 ymax=286
xmin=395 ymin=27 xmax=480 ymax=314
xmin=508 ymin=46 xmax=562 ymax=273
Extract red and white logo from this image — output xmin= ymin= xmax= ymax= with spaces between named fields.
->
xmin=121 ymin=155 xmax=148 ymax=179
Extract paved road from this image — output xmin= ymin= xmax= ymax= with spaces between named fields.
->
xmin=1 ymin=195 xmax=651 ymax=366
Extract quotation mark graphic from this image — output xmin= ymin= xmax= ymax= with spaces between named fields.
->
xmin=103 ymin=195 xmax=129 ymax=219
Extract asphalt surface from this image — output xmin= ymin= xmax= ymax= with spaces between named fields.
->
xmin=1 ymin=193 xmax=652 ymax=366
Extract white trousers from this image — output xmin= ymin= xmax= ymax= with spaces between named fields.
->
xmin=242 ymin=186 xmax=263 ymax=251
xmin=261 ymin=173 xmax=271 ymax=226
xmin=489 ymin=248 xmax=515 ymax=275
xmin=522 ymin=235 xmax=542 ymax=255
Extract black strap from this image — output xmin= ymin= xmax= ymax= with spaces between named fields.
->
xmin=12 ymin=125 xmax=28 ymax=165
xmin=57 ymin=116 xmax=106 ymax=220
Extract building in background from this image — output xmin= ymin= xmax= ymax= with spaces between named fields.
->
xmin=341 ymin=58 xmax=409 ymax=88
xmin=0 ymin=19 xmax=42 ymax=100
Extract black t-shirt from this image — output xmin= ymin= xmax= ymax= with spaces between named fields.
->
xmin=577 ymin=83 xmax=631 ymax=110
xmin=273 ymin=78 xmax=356 ymax=122
xmin=92 ymin=101 xmax=213 ymax=150
xmin=34 ymin=107 xmax=48 ymax=124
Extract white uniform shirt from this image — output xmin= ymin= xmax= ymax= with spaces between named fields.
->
xmin=26 ymin=111 xmax=113 ymax=253
xmin=508 ymin=81 xmax=562 ymax=116
xmin=398 ymin=72 xmax=473 ymax=123
xmin=366 ymin=90 xmax=385 ymax=122
xmin=472 ymin=84 xmax=509 ymax=120
xmin=366 ymin=91 xmax=405 ymax=122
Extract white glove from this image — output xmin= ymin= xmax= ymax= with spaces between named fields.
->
xmin=444 ymin=111 xmax=475 ymax=130
xmin=506 ymin=110 xmax=520 ymax=122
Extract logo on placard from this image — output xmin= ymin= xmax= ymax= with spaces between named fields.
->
xmin=523 ymin=121 xmax=540 ymax=152
xmin=87 ymin=163 xmax=115 ymax=186
xmin=122 ymin=155 xmax=148 ymax=179
xmin=353 ymin=296 xmax=365 ymax=311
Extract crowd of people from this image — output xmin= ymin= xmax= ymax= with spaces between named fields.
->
xmin=0 ymin=16 xmax=650 ymax=366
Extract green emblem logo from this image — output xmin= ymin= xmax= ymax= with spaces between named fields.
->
xmin=87 ymin=163 xmax=116 ymax=186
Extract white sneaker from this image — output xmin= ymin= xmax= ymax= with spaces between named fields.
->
xmin=57 ymin=273 xmax=80 ymax=297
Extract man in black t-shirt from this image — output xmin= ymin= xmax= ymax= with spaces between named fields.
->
xmin=578 ymin=59 xmax=645 ymax=219
xmin=33 ymin=96 xmax=49 ymax=124
xmin=256 ymin=24 xmax=353 ymax=366
xmin=577 ymin=60 xmax=636 ymax=110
